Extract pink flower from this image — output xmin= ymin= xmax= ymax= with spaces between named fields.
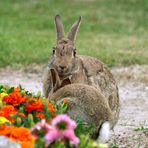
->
xmin=45 ymin=114 xmax=79 ymax=146
xmin=52 ymin=114 xmax=77 ymax=130
xmin=62 ymin=129 xmax=79 ymax=145
xmin=45 ymin=128 xmax=61 ymax=145
xmin=30 ymin=120 xmax=52 ymax=138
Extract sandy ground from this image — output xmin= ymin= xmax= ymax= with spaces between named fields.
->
xmin=0 ymin=64 xmax=148 ymax=148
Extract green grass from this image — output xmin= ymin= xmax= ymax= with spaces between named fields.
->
xmin=134 ymin=124 xmax=148 ymax=133
xmin=0 ymin=0 xmax=148 ymax=68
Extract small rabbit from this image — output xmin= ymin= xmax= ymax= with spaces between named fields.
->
xmin=43 ymin=15 xmax=120 ymax=123
xmin=48 ymin=68 xmax=120 ymax=142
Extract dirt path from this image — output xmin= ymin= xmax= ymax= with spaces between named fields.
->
xmin=0 ymin=65 xmax=148 ymax=147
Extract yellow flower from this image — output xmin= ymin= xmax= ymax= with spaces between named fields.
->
xmin=0 ymin=93 xmax=8 ymax=99
xmin=0 ymin=116 xmax=11 ymax=124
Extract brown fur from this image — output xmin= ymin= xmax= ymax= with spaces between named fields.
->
xmin=43 ymin=15 xmax=120 ymax=126
xmin=48 ymin=68 xmax=119 ymax=139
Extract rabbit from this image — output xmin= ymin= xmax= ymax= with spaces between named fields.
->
xmin=43 ymin=15 xmax=120 ymax=123
xmin=48 ymin=68 xmax=120 ymax=142
xmin=43 ymin=15 xmax=88 ymax=98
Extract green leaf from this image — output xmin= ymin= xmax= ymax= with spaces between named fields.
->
xmin=6 ymin=87 xmax=14 ymax=94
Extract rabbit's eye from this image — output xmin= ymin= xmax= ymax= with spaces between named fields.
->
xmin=53 ymin=50 xmax=55 ymax=54
xmin=73 ymin=49 xmax=76 ymax=56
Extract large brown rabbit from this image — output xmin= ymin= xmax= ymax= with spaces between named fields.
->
xmin=48 ymin=68 xmax=120 ymax=142
xmin=43 ymin=15 xmax=120 ymax=124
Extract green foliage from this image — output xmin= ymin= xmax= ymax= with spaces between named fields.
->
xmin=109 ymin=144 xmax=119 ymax=148
xmin=134 ymin=124 xmax=148 ymax=133
xmin=79 ymin=135 xmax=108 ymax=148
xmin=0 ymin=84 xmax=110 ymax=147
xmin=35 ymin=138 xmax=45 ymax=148
xmin=75 ymin=119 xmax=93 ymax=136
xmin=0 ymin=85 xmax=13 ymax=93
xmin=0 ymin=0 xmax=148 ymax=67
xmin=55 ymin=101 xmax=68 ymax=114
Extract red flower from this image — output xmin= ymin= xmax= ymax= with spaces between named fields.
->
xmin=36 ymin=113 xmax=45 ymax=119
xmin=25 ymin=98 xmax=44 ymax=113
xmin=3 ymin=92 xmax=26 ymax=107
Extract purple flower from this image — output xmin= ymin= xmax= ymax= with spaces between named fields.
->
xmin=45 ymin=114 xmax=79 ymax=146
xmin=30 ymin=120 xmax=52 ymax=138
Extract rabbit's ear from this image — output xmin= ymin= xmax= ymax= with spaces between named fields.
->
xmin=67 ymin=16 xmax=82 ymax=42
xmin=55 ymin=15 xmax=65 ymax=41
xmin=50 ymin=68 xmax=61 ymax=92
xmin=61 ymin=77 xmax=71 ymax=87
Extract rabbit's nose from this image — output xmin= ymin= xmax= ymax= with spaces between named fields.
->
xmin=59 ymin=66 xmax=66 ymax=70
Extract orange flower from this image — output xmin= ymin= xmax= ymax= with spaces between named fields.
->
xmin=48 ymin=102 xmax=56 ymax=118
xmin=0 ymin=124 xmax=34 ymax=148
xmin=36 ymin=113 xmax=45 ymax=119
xmin=0 ymin=105 xmax=17 ymax=123
xmin=10 ymin=127 xmax=34 ymax=148
xmin=0 ymin=124 xmax=13 ymax=137
xmin=21 ymin=141 xmax=34 ymax=148
xmin=25 ymin=98 xmax=44 ymax=113
xmin=10 ymin=127 xmax=34 ymax=142
xmin=3 ymin=92 xmax=26 ymax=106
xmin=48 ymin=102 xmax=56 ymax=113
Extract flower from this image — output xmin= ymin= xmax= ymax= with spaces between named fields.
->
xmin=30 ymin=120 xmax=52 ymax=138
xmin=48 ymin=102 xmax=56 ymax=113
xmin=0 ymin=93 xmax=8 ymax=99
xmin=0 ymin=116 xmax=11 ymax=124
xmin=0 ymin=124 xmax=34 ymax=148
xmin=0 ymin=124 xmax=13 ymax=137
xmin=25 ymin=98 xmax=44 ymax=113
xmin=10 ymin=127 xmax=33 ymax=142
xmin=25 ymin=98 xmax=55 ymax=115
xmin=48 ymin=102 xmax=56 ymax=118
xmin=36 ymin=113 xmax=45 ymax=119
xmin=2 ymin=92 xmax=26 ymax=107
xmin=0 ymin=105 xmax=17 ymax=123
xmin=52 ymin=114 xmax=76 ymax=130
xmin=45 ymin=127 xmax=79 ymax=146
xmin=45 ymin=114 xmax=79 ymax=146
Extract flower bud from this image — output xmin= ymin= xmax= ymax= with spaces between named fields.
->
xmin=21 ymin=90 xmax=25 ymax=96
xmin=28 ymin=114 xmax=35 ymax=127
xmin=28 ymin=114 xmax=34 ymax=123
xmin=16 ymin=117 xmax=22 ymax=126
